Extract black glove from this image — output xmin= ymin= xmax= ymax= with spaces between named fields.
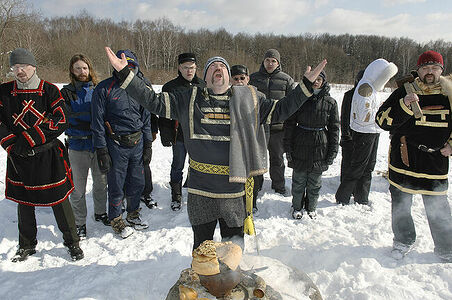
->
xmin=11 ymin=135 xmax=32 ymax=157
xmin=160 ymin=136 xmax=173 ymax=147
xmin=96 ymin=147 xmax=112 ymax=174
xmin=286 ymin=152 xmax=294 ymax=169
xmin=143 ymin=141 xmax=153 ymax=165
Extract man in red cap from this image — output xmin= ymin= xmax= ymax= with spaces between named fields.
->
xmin=376 ymin=50 xmax=452 ymax=262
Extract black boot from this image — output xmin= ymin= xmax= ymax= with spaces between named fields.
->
xmin=95 ymin=213 xmax=111 ymax=226
xmin=170 ymin=182 xmax=182 ymax=211
xmin=11 ymin=247 xmax=36 ymax=262
xmin=67 ymin=244 xmax=84 ymax=261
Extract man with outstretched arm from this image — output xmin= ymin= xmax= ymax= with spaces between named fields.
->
xmin=104 ymin=46 xmax=326 ymax=250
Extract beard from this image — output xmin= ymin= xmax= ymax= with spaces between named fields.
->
xmin=422 ymin=74 xmax=438 ymax=85
xmin=76 ymin=74 xmax=90 ymax=82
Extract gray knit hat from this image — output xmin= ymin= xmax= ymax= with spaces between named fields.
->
xmin=264 ymin=49 xmax=280 ymax=64
xmin=10 ymin=48 xmax=37 ymax=67
xmin=203 ymin=56 xmax=230 ymax=80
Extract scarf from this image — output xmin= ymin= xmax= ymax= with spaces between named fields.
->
xmin=229 ymin=85 xmax=268 ymax=183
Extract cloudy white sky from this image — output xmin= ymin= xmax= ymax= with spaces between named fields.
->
xmin=29 ymin=0 xmax=452 ymax=44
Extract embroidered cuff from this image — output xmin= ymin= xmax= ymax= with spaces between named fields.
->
xmin=119 ymin=67 xmax=134 ymax=89
xmin=399 ymin=98 xmax=414 ymax=116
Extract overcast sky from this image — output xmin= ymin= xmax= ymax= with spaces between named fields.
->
xmin=29 ymin=0 xmax=452 ymax=44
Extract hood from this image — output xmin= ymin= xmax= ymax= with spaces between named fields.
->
xmin=360 ymin=58 xmax=398 ymax=92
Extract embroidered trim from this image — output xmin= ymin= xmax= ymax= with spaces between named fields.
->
xmin=422 ymin=109 xmax=449 ymax=121
xmin=389 ymin=179 xmax=447 ymax=195
xmin=248 ymin=85 xmax=258 ymax=131
xmin=266 ymin=99 xmax=278 ymax=124
xmin=299 ymin=82 xmax=313 ymax=98
xmin=163 ymin=92 xmax=171 ymax=119
xmin=189 ymin=157 xmax=229 ymax=175
xmin=389 ymin=163 xmax=448 ymax=179
xmin=10 ymin=80 xmax=45 ymax=96
xmin=50 ymin=96 xmax=64 ymax=108
xmin=6 ymin=186 xmax=74 ymax=207
xmin=414 ymin=120 xmax=449 ymax=127
xmin=22 ymin=131 xmax=35 ymax=147
xmin=377 ymin=107 xmax=393 ymax=126
xmin=209 ymin=94 xmax=230 ymax=101
xmin=7 ymin=175 xmax=69 ymax=190
xmin=201 ymin=107 xmax=230 ymax=113
xmin=34 ymin=125 xmax=46 ymax=144
xmin=120 ymin=71 xmax=135 ymax=89
xmin=399 ymin=98 xmax=414 ymax=116
xmin=200 ymin=119 xmax=231 ymax=125
xmin=187 ymin=188 xmax=245 ymax=198
xmin=0 ymin=134 xmax=15 ymax=146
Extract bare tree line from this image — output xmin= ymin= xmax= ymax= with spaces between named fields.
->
xmin=1 ymin=0 xmax=452 ymax=84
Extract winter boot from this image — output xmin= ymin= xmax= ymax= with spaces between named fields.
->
xmin=111 ymin=215 xmax=134 ymax=239
xmin=76 ymin=224 xmax=87 ymax=239
xmin=67 ymin=244 xmax=84 ymax=261
xmin=292 ymin=208 xmax=303 ymax=220
xmin=141 ymin=194 xmax=157 ymax=209
xmin=11 ymin=247 xmax=36 ymax=262
xmin=126 ymin=208 xmax=149 ymax=230
xmin=391 ymin=241 xmax=415 ymax=260
xmin=170 ymin=182 xmax=182 ymax=211
xmin=307 ymin=210 xmax=317 ymax=220
xmin=95 ymin=213 xmax=111 ymax=226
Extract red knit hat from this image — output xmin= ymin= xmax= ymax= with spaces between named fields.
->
xmin=417 ymin=50 xmax=443 ymax=69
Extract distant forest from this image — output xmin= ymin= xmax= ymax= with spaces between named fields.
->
xmin=1 ymin=0 xmax=452 ymax=85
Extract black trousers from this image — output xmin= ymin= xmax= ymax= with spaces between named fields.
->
xmin=252 ymin=175 xmax=264 ymax=208
xmin=335 ymin=131 xmax=379 ymax=204
xmin=18 ymin=199 xmax=79 ymax=249
xmin=142 ymin=163 xmax=154 ymax=196
xmin=340 ymin=140 xmax=353 ymax=183
xmin=192 ymin=218 xmax=244 ymax=250
xmin=268 ymin=130 xmax=286 ymax=190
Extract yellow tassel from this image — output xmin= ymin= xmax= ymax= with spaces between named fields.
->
xmin=244 ymin=215 xmax=255 ymax=235
xmin=243 ymin=177 xmax=256 ymax=236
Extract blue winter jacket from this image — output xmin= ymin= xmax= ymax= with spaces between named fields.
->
xmin=61 ymin=81 xmax=95 ymax=151
xmin=91 ymin=70 xmax=153 ymax=149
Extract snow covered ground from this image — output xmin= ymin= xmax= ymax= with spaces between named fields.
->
xmin=1 ymin=84 xmax=452 ymax=300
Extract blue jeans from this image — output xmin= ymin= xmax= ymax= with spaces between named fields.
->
xmin=170 ymin=141 xmax=187 ymax=183
xmin=106 ymin=138 xmax=145 ymax=220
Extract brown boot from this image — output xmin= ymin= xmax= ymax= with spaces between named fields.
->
xmin=111 ymin=215 xmax=134 ymax=238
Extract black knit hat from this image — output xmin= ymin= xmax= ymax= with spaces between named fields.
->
xmin=178 ymin=53 xmax=196 ymax=64
xmin=231 ymin=65 xmax=249 ymax=76
xmin=264 ymin=49 xmax=281 ymax=64
xmin=10 ymin=48 xmax=37 ymax=67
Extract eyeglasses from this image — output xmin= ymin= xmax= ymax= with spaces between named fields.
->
xmin=181 ymin=66 xmax=196 ymax=71
xmin=233 ymin=76 xmax=246 ymax=81
xmin=10 ymin=64 xmax=31 ymax=72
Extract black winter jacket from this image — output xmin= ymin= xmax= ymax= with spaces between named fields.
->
xmin=283 ymin=83 xmax=340 ymax=172
xmin=158 ymin=73 xmax=206 ymax=146
xmin=340 ymin=87 xmax=355 ymax=145
xmin=249 ymin=64 xmax=297 ymax=131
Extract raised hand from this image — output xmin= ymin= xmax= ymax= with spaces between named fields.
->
xmin=105 ymin=47 xmax=127 ymax=72
xmin=304 ymin=59 xmax=327 ymax=83
xmin=403 ymin=92 xmax=419 ymax=107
